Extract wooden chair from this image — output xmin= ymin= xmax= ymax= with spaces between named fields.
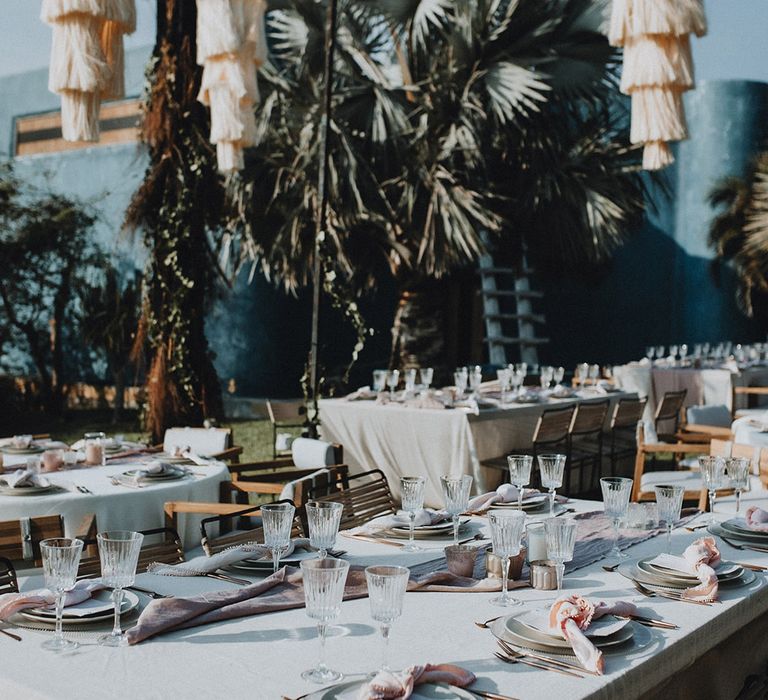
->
xmin=0 ymin=514 xmax=97 ymax=567
xmin=0 ymin=557 xmax=18 ymax=594
xmin=267 ymin=400 xmax=306 ymax=458
xmin=308 ymin=469 xmax=396 ymax=530
xmin=733 ymin=386 xmax=768 ymax=418
xmin=78 ymin=527 xmax=185 ymax=577
xmin=198 ymin=500 xmax=304 ymax=555
xmin=159 ymin=426 xmax=243 ymax=463
xmin=568 ymin=399 xmax=609 ymax=494
xmin=606 ymin=397 xmax=647 ymax=476
xmin=654 ymin=389 xmax=687 ymax=442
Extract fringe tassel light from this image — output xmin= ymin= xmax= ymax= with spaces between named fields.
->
xmin=197 ymin=0 xmax=268 ymax=172
xmin=41 ymin=0 xmax=136 ymax=142
xmin=609 ymin=0 xmax=707 ymax=170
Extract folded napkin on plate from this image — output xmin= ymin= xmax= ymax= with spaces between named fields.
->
xmin=0 ymin=579 xmax=105 ymax=621
xmin=745 ymin=506 xmax=768 ymax=531
xmin=680 ymin=537 xmax=720 ymax=601
xmin=358 ymin=664 xmax=476 ymax=700
xmin=147 ymin=539 xmax=313 ymax=576
xmin=1 ymin=469 xmax=50 ymax=489
xmin=355 ymin=509 xmax=449 ymax=532
xmin=548 ymin=595 xmax=639 ymax=674
xmin=467 ymin=483 xmax=548 ymax=512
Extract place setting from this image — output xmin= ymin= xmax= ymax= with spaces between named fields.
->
xmin=0 ymin=468 xmax=63 ymax=497
xmin=109 ymin=461 xmax=195 ymax=489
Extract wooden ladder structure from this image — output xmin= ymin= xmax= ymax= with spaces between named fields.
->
xmin=479 ymin=252 xmax=549 ymax=367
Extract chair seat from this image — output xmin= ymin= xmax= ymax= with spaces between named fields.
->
xmin=640 ymin=470 xmax=701 ymax=491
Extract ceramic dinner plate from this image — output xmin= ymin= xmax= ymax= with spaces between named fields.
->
xmin=391 ymin=518 xmax=469 ymax=534
xmin=121 ymin=468 xmax=186 ymax=481
xmin=0 ymin=445 xmax=45 ymax=455
xmin=229 ymin=547 xmax=318 ymax=571
xmin=639 ymin=557 xmax=743 ymax=584
xmin=308 ymin=680 xmax=475 ymax=699
xmin=20 ymin=590 xmax=140 ymax=625
xmin=618 ymin=559 xmax=753 ymax=590
xmin=719 ymin=519 xmax=768 ymax=540
xmin=491 ymin=615 xmax=634 ymax=656
xmin=515 ymin=609 xmax=631 ymax=639
xmin=489 ymin=495 xmax=549 ymax=512
xmin=0 ymin=483 xmax=59 ymax=496
xmin=708 ymin=523 xmax=768 ymax=544
xmin=387 ymin=519 xmax=470 ymax=539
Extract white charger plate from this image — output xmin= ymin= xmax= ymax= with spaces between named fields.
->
xmin=516 ymin=608 xmax=631 ymax=640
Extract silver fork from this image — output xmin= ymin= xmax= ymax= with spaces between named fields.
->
xmin=633 ymin=580 xmax=711 ymax=605
xmin=719 ymin=535 xmax=768 ymax=554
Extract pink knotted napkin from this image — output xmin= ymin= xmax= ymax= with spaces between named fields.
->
xmin=681 ymin=537 xmax=720 ymax=602
xmin=745 ymin=506 xmax=768 ymax=532
xmin=548 ymin=595 xmax=639 ymax=674
xmin=0 ymin=579 xmax=105 ymax=621
xmin=359 ymin=664 xmax=476 ymax=700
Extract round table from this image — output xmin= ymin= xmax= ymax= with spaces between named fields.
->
xmin=732 ymin=414 xmax=768 ymax=449
xmin=0 ymin=460 xmax=230 ymax=549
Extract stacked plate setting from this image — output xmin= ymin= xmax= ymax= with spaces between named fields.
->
xmin=618 ymin=555 xmax=754 ymax=593
xmin=385 ymin=518 xmax=471 ymax=540
xmin=709 ymin=518 xmax=768 ymax=547
xmin=488 ymin=494 xmax=554 ymax=515
xmin=17 ymin=590 xmax=140 ymax=626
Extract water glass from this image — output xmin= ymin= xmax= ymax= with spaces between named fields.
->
xmin=539 ymin=366 xmax=554 ymax=390
xmin=699 ymin=456 xmax=726 ymax=522
xmin=301 ymin=558 xmax=350 ymax=683
xmin=510 ymin=369 xmax=524 ymax=397
xmin=654 ymin=484 xmax=685 ymax=553
xmin=453 ymin=368 xmax=468 ymax=398
xmin=400 ymin=476 xmax=426 ymax=551
xmin=386 ymin=369 xmax=400 ymax=398
xmin=588 ymin=364 xmax=600 ymax=385
xmin=403 ymin=368 xmax=417 ymax=394
xmin=419 ymin=367 xmax=434 ymax=391
xmin=496 ymin=368 xmax=511 ymax=403
xmin=553 ymin=366 xmax=565 ymax=388
xmin=469 ymin=365 xmax=483 ymax=398
xmin=40 ymin=538 xmax=84 ymax=651
xmin=488 ymin=510 xmax=525 ymax=607
xmin=365 ymin=565 xmax=410 ymax=673
xmin=440 ymin=475 xmax=473 ymax=545
xmin=262 ymin=502 xmax=296 ymax=573
xmin=600 ymin=477 xmax=633 ymax=560
xmin=545 ymin=518 xmax=577 ymax=591
xmin=538 ymin=454 xmax=566 ymax=515
xmin=726 ymin=457 xmax=751 ymax=513
xmin=306 ymin=501 xmax=343 ymax=558
xmin=507 ymin=455 xmax=533 ymax=511
xmin=97 ymin=531 xmax=143 ymax=647
xmin=372 ymin=369 xmax=387 ymax=393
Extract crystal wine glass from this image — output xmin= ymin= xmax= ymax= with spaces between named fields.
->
xmin=453 ymin=367 xmax=468 ymax=399
xmin=515 ymin=362 xmax=528 ymax=378
xmin=669 ymin=345 xmax=679 ymax=362
xmin=372 ymin=369 xmax=387 ymax=393
xmin=699 ymin=456 xmax=726 ymax=523
xmin=262 ymin=502 xmax=296 ymax=573
xmin=645 ymin=346 xmax=655 ymax=361
xmin=553 ymin=366 xmax=565 ymax=389
xmin=386 ymin=369 xmax=400 ymax=398
xmin=400 ymin=476 xmax=426 ymax=552
xmin=545 ymin=517 xmax=577 ymax=591
xmin=469 ymin=365 xmax=483 ymax=399
xmin=538 ymin=454 xmax=566 ymax=515
xmin=440 ymin=475 xmax=473 ymax=545
xmin=576 ymin=362 xmax=589 ymax=387
xmin=539 ymin=366 xmax=554 ymax=390
xmin=496 ymin=368 xmax=511 ymax=404
xmin=488 ymin=510 xmax=525 ymax=607
xmin=510 ymin=369 xmax=524 ymax=398
xmin=419 ymin=367 xmax=434 ymax=393
xmin=365 ymin=565 xmax=410 ymax=674
xmin=588 ymin=364 xmax=600 ymax=386
xmin=654 ymin=484 xmax=685 ymax=553
xmin=600 ymin=477 xmax=633 ymax=560
xmin=403 ymin=368 xmax=417 ymax=394
xmin=306 ymin=501 xmax=344 ymax=559
xmin=97 ymin=530 xmax=144 ymax=647
xmin=301 ymin=558 xmax=350 ymax=683
xmin=40 ymin=538 xmax=83 ymax=651
xmin=726 ymin=457 xmax=751 ymax=514
xmin=507 ymin=455 xmax=533 ymax=511
xmin=656 ymin=345 xmax=665 ymax=360
xmin=679 ymin=343 xmax=688 ymax=363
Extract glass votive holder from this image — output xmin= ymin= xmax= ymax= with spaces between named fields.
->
xmin=530 ymin=560 xmax=558 ymax=590
xmin=41 ymin=449 xmax=64 ymax=472
xmin=444 ymin=544 xmax=478 ymax=577
xmin=84 ymin=432 xmax=106 ymax=466
xmin=526 ymin=522 xmax=547 ymax=562
xmin=485 ymin=547 xmax=527 ymax=581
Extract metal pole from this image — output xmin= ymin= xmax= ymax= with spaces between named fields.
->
xmin=308 ymin=0 xmax=339 ymax=436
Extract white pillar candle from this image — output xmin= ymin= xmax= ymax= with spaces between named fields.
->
xmin=526 ymin=522 xmax=548 ymax=562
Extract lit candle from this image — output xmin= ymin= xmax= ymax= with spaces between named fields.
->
xmin=526 ymin=522 xmax=547 ymax=562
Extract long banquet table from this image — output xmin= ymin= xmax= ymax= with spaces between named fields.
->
xmin=5 ymin=492 xmax=768 ymax=700
xmin=319 ymin=391 xmax=634 ymax=507
xmin=0 ymin=460 xmax=230 ymax=549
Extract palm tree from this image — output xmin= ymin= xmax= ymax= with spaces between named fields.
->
xmin=708 ymin=151 xmax=768 ymax=317
xmin=224 ymin=0 xmax=651 ymax=385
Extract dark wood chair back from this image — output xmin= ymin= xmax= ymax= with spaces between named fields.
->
xmin=78 ymin=527 xmax=185 ymax=577
xmin=570 ymin=399 xmax=609 ymax=437
xmin=308 ymin=469 xmax=396 ymax=530
xmin=611 ymin=397 xmax=647 ymax=429
xmin=533 ymin=405 xmax=577 ymax=446
xmin=655 ymin=389 xmax=687 ymax=429
xmin=0 ymin=556 xmax=18 ymax=594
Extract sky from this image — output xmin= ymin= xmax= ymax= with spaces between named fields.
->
xmin=0 ymin=0 xmax=766 ymax=83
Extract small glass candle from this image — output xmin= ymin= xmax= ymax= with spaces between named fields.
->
xmin=41 ymin=449 xmax=64 ymax=472
xmin=84 ymin=432 xmax=106 ymax=466
xmin=526 ymin=522 xmax=547 ymax=562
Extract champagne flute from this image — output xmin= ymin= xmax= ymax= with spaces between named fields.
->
xmin=40 ymin=538 xmax=83 ymax=651
xmin=507 ymin=455 xmax=533 ymax=511
xmin=538 ymin=454 xmax=566 ymax=515
xmin=726 ymin=457 xmax=751 ymax=514
xmin=306 ymin=501 xmax=343 ymax=559
xmin=97 ymin=530 xmax=143 ymax=647
xmin=400 ymin=476 xmax=426 ymax=552
xmin=699 ymin=456 xmax=726 ymax=523
xmin=386 ymin=369 xmax=400 ymax=399
xmin=488 ymin=510 xmax=525 ymax=607
xmin=365 ymin=565 xmax=410 ymax=674
xmin=545 ymin=517 xmax=577 ymax=592
xmin=654 ymin=484 xmax=685 ymax=553
xmin=300 ymin=558 xmax=350 ymax=683
xmin=262 ymin=502 xmax=295 ymax=573
xmin=440 ymin=475 xmax=473 ymax=545
xmin=600 ymin=477 xmax=633 ymax=560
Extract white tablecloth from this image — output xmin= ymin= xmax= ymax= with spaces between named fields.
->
xmin=0 ymin=461 xmax=230 ymax=549
xmin=319 ymin=393 xmax=633 ymax=507
xmin=5 ymin=494 xmax=768 ymax=700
